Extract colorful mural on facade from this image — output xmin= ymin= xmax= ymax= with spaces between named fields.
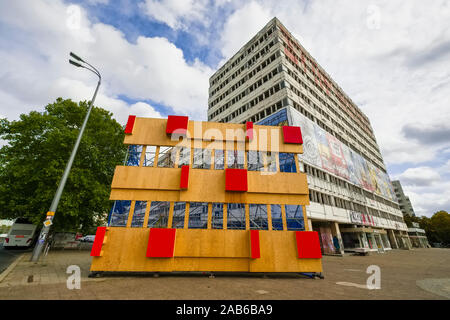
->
xmin=289 ymin=108 xmax=395 ymax=201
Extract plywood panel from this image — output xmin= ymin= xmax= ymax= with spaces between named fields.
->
xmin=90 ymin=228 xmax=322 ymax=273
xmin=174 ymin=229 xmax=250 ymax=258
xmin=111 ymin=166 xmax=181 ymax=190
xmin=110 ymin=189 xmax=310 ymax=205
xmin=123 ymin=118 xmax=302 ymax=153
xmin=110 ymin=167 xmax=309 ymax=200
xmin=249 ymin=231 xmax=323 ymax=272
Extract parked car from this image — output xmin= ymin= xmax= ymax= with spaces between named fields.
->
xmin=79 ymin=235 xmax=96 ymax=242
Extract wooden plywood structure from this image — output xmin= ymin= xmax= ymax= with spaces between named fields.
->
xmin=90 ymin=116 xmax=323 ymax=274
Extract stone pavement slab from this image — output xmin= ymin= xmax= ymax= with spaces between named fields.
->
xmin=0 ymin=248 xmax=449 ymax=300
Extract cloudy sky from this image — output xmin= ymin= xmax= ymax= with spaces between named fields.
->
xmin=0 ymin=0 xmax=449 ymax=217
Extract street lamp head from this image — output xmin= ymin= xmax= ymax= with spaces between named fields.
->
xmin=70 ymin=52 xmax=85 ymax=62
xmin=69 ymin=59 xmax=83 ymax=68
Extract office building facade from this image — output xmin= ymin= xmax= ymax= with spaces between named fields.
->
xmin=207 ymin=18 xmax=411 ymax=254
xmin=392 ymin=180 xmax=416 ymax=217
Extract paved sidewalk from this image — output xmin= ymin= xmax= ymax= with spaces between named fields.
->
xmin=0 ymin=248 xmax=449 ymax=299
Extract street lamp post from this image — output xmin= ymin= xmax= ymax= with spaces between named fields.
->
xmin=30 ymin=52 xmax=101 ymax=262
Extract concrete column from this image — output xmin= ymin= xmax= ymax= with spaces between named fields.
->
xmin=330 ymin=221 xmax=344 ymax=255
xmin=387 ymin=229 xmax=399 ymax=249
xmin=405 ymin=233 xmax=412 ymax=250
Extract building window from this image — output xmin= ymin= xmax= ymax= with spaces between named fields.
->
xmin=125 ymin=145 xmax=142 ymax=166
xmin=193 ymin=148 xmax=212 ymax=169
xmin=178 ymin=147 xmax=190 ymax=167
xmin=227 ymin=203 xmax=246 ymax=230
xmin=227 ymin=150 xmax=245 ymax=169
xmin=143 ymin=146 xmax=156 ymax=167
xmin=212 ymin=203 xmax=224 ymax=229
xmin=214 ymin=149 xmax=224 ymax=170
xmin=188 ymin=202 xmax=208 ymax=229
xmin=249 ymin=204 xmax=268 ymax=230
xmin=271 ymin=204 xmax=283 ymax=230
xmin=172 ymin=202 xmax=186 ymax=229
xmin=279 ymin=153 xmax=297 ymax=173
xmin=147 ymin=201 xmax=170 ymax=228
xmin=285 ymin=205 xmax=304 ymax=231
xmin=109 ymin=200 xmax=132 ymax=227
xmin=157 ymin=146 xmax=176 ymax=168
xmin=247 ymin=151 xmax=264 ymax=171
xmin=131 ymin=201 xmax=147 ymax=227
xmin=266 ymin=152 xmax=277 ymax=172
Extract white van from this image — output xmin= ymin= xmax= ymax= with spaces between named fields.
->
xmin=3 ymin=218 xmax=37 ymax=248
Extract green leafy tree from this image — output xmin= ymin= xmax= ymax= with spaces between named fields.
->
xmin=429 ymin=211 xmax=450 ymax=245
xmin=0 ymin=98 xmax=126 ymax=233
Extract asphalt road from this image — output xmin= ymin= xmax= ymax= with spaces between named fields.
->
xmin=0 ymin=244 xmax=31 ymax=274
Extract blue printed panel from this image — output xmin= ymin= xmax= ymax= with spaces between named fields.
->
xmin=109 ymin=200 xmax=132 ymax=227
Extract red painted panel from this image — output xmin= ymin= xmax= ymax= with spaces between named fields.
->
xmin=124 ymin=115 xmax=136 ymax=135
xmin=295 ymin=231 xmax=322 ymax=259
xmin=166 ymin=115 xmax=189 ymax=135
xmin=180 ymin=165 xmax=189 ymax=189
xmin=90 ymin=227 xmax=107 ymax=257
xmin=246 ymin=122 xmax=254 ymax=141
xmin=225 ymin=168 xmax=248 ymax=192
xmin=250 ymin=230 xmax=260 ymax=259
xmin=146 ymin=228 xmax=176 ymax=258
xmin=282 ymin=126 xmax=303 ymax=144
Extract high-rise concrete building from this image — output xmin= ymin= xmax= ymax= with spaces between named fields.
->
xmin=207 ymin=17 xmax=411 ymax=254
xmin=392 ymin=180 xmax=416 ymax=217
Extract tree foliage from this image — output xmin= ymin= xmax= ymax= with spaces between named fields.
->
xmin=0 ymin=98 xmax=126 ymax=233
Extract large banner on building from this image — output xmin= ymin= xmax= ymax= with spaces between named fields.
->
xmin=315 ymin=127 xmax=336 ymax=174
xmin=326 ymin=132 xmax=349 ymax=180
xmin=292 ymin=111 xmax=323 ymax=168
xmin=288 ymin=108 xmax=395 ymax=201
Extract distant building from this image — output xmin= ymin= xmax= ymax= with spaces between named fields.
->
xmin=392 ymin=180 xmax=416 ymax=217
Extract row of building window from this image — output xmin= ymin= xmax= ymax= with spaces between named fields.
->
xmin=309 ymin=189 xmax=404 ymax=224
xmin=284 ymin=62 xmax=384 ymax=170
xmin=210 ymin=35 xmax=275 ymax=94
xmin=209 ymin=51 xmax=280 ymax=110
xmin=209 ymin=63 xmax=281 ymax=119
xmin=210 ymin=24 xmax=275 ymax=87
xmin=109 ymin=200 xmax=305 ymax=231
xmin=282 ymin=49 xmax=380 ymax=158
xmin=277 ymin=29 xmax=372 ymax=133
xmin=219 ymin=81 xmax=286 ymax=123
xmin=125 ymin=145 xmax=299 ymax=173
xmin=211 ymin=36 xmax=380 ymax=170
xmin=304 ymin=163 xmax=401 ymax=212
xmin=211 ymin=45 xmax=382 ymax=173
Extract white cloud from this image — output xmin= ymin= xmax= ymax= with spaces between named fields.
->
xmin=398 ymin=166 xmax=441 ymax=187
xmin=140 ymin=0 xmax=211 ymax=30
